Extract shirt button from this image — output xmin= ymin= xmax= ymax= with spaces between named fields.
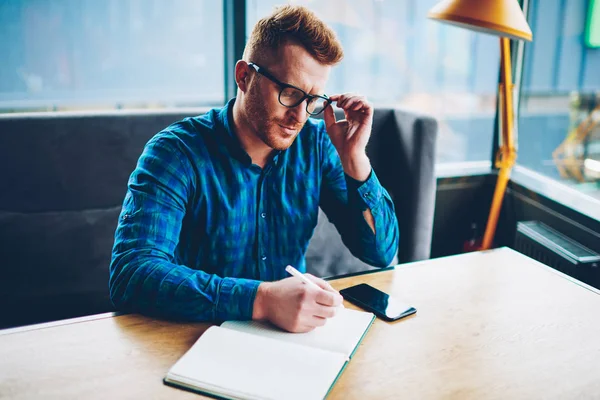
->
xmin=261 ymin=255 xmax=267 ymax=261
xmin=260 ymin=212 xmax=266 ymax=219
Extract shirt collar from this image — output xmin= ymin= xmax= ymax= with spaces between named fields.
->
xmin=218 ymin=98 xmax=283 ymax=167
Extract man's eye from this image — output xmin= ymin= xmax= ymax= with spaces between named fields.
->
xmin=282 ymin=88 xmax=303 ymax=99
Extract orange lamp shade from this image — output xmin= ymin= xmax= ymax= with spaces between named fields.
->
xmin=428 ymin=0 xmax=532 ymax=41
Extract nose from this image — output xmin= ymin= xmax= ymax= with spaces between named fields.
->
xmin=287 ymin=99 xmax=309 ymax=122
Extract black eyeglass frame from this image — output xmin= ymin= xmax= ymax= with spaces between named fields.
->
xmin=248 ymin=62 xmax=332 ymax=116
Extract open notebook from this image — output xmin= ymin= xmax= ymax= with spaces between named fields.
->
xmin=164 ymin=307 xmax=375 ymax=400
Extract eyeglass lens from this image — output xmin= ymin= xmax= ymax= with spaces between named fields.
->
xmin=279 ymin=87 xmax=327 ymax=115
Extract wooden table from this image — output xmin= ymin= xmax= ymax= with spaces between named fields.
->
xmin=2 ymin=247 xmax=600 ymax=399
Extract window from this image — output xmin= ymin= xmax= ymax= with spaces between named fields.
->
xmin=247 ymin=0 xmax=500 ymax=165
xmin=517 ymin=0 xmax=600 ymax=206
xmin=0 ymin=0 xmax=224 ymax=112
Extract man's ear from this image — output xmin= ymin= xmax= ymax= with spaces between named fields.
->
xmin=235 ymin=60 xmax=251 ymax=92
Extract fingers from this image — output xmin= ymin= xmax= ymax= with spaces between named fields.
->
xmin=311 ymin=315 xmax=328 ymax=327
xmin=305 ymin=274 xmax=336 ymax=292
xmin=322 ymin=99 xmax=337 ymax=129
xmin=293 ymin=303 xmax=334 ymax=333
xmin=330 ymin=93 xmax=373 ymax=116
xmin=313 ymin=304 xmax=337 ymax=319
xmin=305 ymin=274 xmax=343 ymax=307
xmin=343 ymin=96 xmax=370 ymax=114
xmin=314 ymin=286 xmax=343 ymax=307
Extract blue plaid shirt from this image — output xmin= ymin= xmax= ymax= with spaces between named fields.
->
xmin=110 ymin=99 xmax=399 ymax=322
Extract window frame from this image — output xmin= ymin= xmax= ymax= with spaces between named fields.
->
xmin=512 ymin=0 xmax=600 ymax=222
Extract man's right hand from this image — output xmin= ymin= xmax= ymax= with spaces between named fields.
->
xmin=252 ymin=275 xmax=343 ymax=333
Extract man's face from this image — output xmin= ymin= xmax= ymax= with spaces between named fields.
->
xmin=243 ymin=43 xmax=331 ymax=151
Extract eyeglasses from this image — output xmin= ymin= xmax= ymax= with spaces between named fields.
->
xmin=248 ymin=62 xmax=332 ymax=116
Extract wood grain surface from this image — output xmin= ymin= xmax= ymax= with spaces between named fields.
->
xmin=2 ymin=247 xmax=599 ymax=400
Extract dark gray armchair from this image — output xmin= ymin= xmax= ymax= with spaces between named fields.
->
xmin=306 ymin=109 xmax=438 ymax=277
xmin=0 ymin=108 xmax=437 ymax=329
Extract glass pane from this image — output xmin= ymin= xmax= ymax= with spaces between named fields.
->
xmin=246 ymin=0 xmax=500 ymax=165
xmin=0 ymin=0 xmax=224 ymax=112
xmin=518 ymin=0 xmax=600 ymax=202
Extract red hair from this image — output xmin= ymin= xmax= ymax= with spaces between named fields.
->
xmin=243 ymin=5 xmax=344 ymax=66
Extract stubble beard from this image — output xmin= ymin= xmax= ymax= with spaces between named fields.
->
xmin=244 ymin=85 xmax=304 ymax=151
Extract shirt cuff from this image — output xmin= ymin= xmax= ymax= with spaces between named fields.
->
xmin=345 ymin=170 xmax=384 ymax=211
xmin=215 ymin=277 xmax=261 ymax=321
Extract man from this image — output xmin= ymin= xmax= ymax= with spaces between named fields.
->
xmin=109 ymin=5 xmax=399 ymax=333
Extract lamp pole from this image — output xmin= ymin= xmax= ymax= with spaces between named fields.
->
xmin=427 ymin=0 xmax=532 ymax=250
xmin=481 ymin=37 xmax=517 ymax=250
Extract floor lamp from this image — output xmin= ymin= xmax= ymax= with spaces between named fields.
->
xmin=428 ymin=0 xmax=533 ymax=250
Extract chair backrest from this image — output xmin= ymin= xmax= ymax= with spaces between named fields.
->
xmin=0 ymin=110 xmax=195 ymax=329
xmin=0 ymin=107 xmax=437 ymax=328
xmin=306 ymin=109 xmax=438 ymax=278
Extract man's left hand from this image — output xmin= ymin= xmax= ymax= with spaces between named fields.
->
xmin=323 ymin=93 xmax=373 ymax=181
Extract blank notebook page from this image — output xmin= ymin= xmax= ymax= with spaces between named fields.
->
xmin=167 ymin=326 xmax=347 ymax=400
xmin=221 ymin=308 xmax=373 ymax=358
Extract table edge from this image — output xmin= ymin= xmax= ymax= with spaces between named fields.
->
xmin=2 ymin=248 xmax=597 ymax=336
xmin=0 ymin=312 xmax=124 ymax=336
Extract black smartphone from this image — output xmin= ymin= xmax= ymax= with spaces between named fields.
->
xmin=340 ymin=283 xmax=416 ymax=321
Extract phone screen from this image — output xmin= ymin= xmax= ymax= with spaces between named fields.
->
xmin=340 ymin=283 xmax=416 ymax=321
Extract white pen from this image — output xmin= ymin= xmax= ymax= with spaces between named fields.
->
xmin=285 ymin=265 xmax=345 ymax=308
